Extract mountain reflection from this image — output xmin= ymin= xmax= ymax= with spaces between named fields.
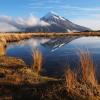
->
xmin=42 ymin=36 xmax=80 ymax=52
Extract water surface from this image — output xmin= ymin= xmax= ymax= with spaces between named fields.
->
xmin=6 ymin=36 xmax=100 ymax=78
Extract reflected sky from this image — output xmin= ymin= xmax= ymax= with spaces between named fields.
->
xmin=6 ymin=36 xmax=100 ymax=78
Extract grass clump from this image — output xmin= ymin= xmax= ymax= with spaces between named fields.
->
xmin=65 ymin=51 xmax=99 ymax=99
xmin=65 ymin=68 xmax=76 ymax=92
xmin=32 ymin=49 xmax=43 ymax=75
xmin=79 ymin=51 xmax=97 ymax=86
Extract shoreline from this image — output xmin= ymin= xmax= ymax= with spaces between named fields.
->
xmin=0 ymin=32 xmax=100 ymax=56
xmin=0 ymin=33 xmax=100 ymax=99
xmin=0 ymin=32 xmax=100 ymax=43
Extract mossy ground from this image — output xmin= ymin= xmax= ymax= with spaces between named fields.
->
xmin=0 ymin=56 xmax=100 ymax=100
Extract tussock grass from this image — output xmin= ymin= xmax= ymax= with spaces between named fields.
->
xmin=65 ymin=68 xmax=76 ymax=91
xmin=65 ymin=51 xmax=98 ymax=94
xmin=0 ymin=44 xmax=5 ymax=56
xmin=0 ymin=33 xmax=34 ymax=43
xmin=79 ymin=51 xmax=97 ymax=86
xmin=32 ymin=49 xmax=43 ymax=75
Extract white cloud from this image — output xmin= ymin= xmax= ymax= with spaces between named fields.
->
xmin=0 ymin=15 xmax=50 ymax=32
xmin=0 ymin=16 xmax=19 ymax=32
xmin=0 ymin=15 xmax=12 ymax=22
xmin=0 ymin=22 xmax=19 ymax=32
xmin=15 ymin=16 xmax=49 ymax=27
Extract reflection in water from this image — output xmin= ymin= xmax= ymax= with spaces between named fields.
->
xmin=6 ymin=38 xmax=50 ymax=65
xmin=42 ymin=36 xmax=79 ymax=52
xmin=6 ymin=36 xmax=100 ymax=79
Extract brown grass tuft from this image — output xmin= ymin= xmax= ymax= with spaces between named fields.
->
xmin=79 ymin=51 xmax=97 ymax=86
xmin=32 ymin=49 xmax=43 ymax=75
xmin=65 ymin=51 xmax=97 ymax=93
xmin=65 ymin=67 xmax=76 ymax=91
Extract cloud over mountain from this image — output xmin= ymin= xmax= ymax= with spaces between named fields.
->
xmin=0 ymin=22 xmax=19 ymax=32
xmin=0 ymin=12 xmax=90 ymax=32
xmin=0 ymin=15 xmax=50 ymax=32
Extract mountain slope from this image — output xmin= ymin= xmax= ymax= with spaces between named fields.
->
xmin=24 ymin=12 xmax=91 ymax=32
xmin=41 ymin=12 xmax=91 ymax=32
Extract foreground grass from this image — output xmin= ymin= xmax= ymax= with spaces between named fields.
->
xmin=0 ymin=48 xmax=100 ymax=99
xmin=32 ymin=49 xmax=43 ymax=75
xmin=65 ymin=51 xmax=100 ymax=100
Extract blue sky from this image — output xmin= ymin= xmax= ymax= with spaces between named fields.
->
xmin=0 ymin=0 xmax=100 ymax=30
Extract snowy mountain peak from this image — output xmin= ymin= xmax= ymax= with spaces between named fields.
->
xmin=47 ymin=11 xmax=58 ymax=16
xmin=42 ymin=11 xmax=66 ymax=21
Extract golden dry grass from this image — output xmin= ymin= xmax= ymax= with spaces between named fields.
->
xmin=65 ymin=68 xmax=76 ymax=91
xmin=0 ymin=43 xmax=6 ymax=56
xmin=0 ymin=33 xmax=34 ymax=43
xmin=1 ymin=31 xmax=100 ymax=37
xmin=32 ymin=49 xmax=43 ymax=75
xmin=1 ymin=32 xmax=100 ymax=41
xmin=79 ymin=51 xmax=97 ymax=86
xmin=65 ymin=51 xmax=97 ymax=91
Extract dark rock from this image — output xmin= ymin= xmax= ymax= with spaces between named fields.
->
xmin=0 ymin=72 xmax=6 ymax=78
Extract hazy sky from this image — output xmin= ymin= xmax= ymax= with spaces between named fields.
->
xmin=0 ymin=0 xmax=100 ymax=30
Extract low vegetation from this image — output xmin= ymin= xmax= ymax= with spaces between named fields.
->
xmin=79 ymin=51 xmax=97 ymax=85
xmin=0 ymin=31 xmax=100 ymax=43
xmin=32 ymin=49 xmax=43 ymax=75
xmin=0 ymin=32 xmax=100 ymax=99
xmin=65 ymin=68 xmax=76 ymax=92
xmin=0 ymin=33 xmax=35 ymax=43
xmin=65 ymin=51 xmax=100 ymax=100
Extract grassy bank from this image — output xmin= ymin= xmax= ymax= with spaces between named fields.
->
xmin=0 ymin=33 xmax=35 ymax=56
xmin=0 ymin=55 xmax=58 ymax=99
xmin=0 ymin=49 xmax=100 ymax=100
xmin=0 ymin=31 xmax=100 ymax=46
xmin=1 ymin=31 xmax=100 ymax=56
xmin=0 ymin=33 xmax=35 ymax=43
xmin=0 ymin=33 xmax=100 ymax=99
xmin=1 ymin=31 xmax=100 ymax=38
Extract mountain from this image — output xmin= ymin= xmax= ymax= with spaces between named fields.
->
xmin=25 ymin=12 xmax=91 ymax=33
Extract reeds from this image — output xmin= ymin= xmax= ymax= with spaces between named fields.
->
xmin=32 ymin=49 xmax=43 ymax=75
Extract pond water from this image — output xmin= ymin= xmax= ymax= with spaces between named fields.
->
xmin=6 ymin=36 xmax=100 ymax=79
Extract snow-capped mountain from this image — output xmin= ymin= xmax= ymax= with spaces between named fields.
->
xmin=41 ymin=11 xmax=66 ymax=23
xmin=24 ymin=11 xmax=91 ymax=32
